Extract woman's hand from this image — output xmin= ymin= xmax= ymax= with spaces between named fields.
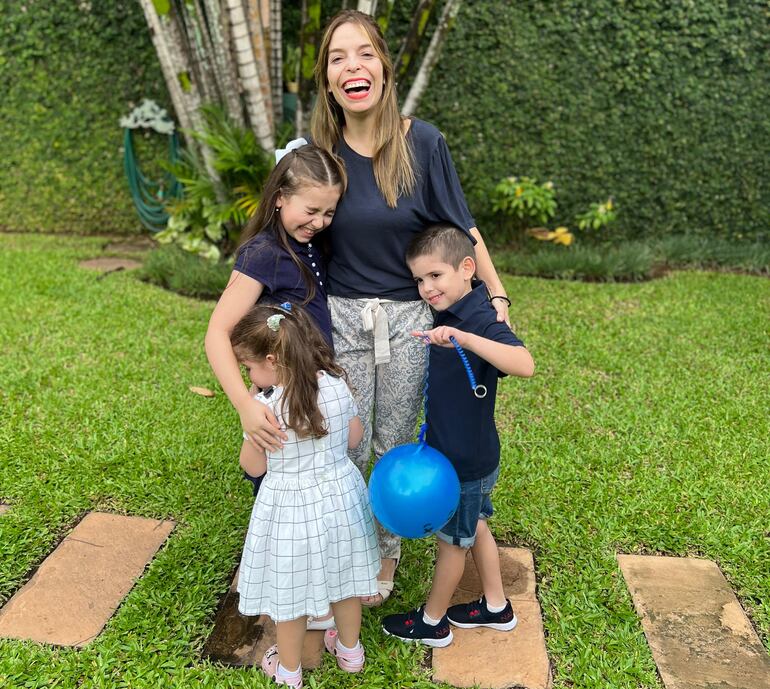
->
xmin=239 ymin=398 xmax=287 ymax=452
xmin=491 ymin=297 xmax=510 ymax=325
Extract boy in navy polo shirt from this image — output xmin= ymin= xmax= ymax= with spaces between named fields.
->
xmin=382 ymin=224 xmax=535 ymax=647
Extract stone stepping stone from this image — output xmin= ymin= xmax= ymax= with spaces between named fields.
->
xmin=618 ymin=554 xmax=770 ymax=689
xmin=0 ymin=512 xmax=174 ymax=647
xmin=203 ymin=568 xmax=325 ymax=668
xmin=0 ymin=504 xmax=9 ymax=516
xmin=79 ymin=257 xmax=142 ymax=272
xmin=432 ymin=547 xmax=552 ymax=689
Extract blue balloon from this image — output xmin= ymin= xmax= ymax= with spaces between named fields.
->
xmin=369 ymin=443 xmax=461 ymax=539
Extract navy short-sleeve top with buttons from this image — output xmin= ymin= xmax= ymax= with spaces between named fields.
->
xmin=425 ymin=282 xmax=525 ymax=482
xmin=327 ymin=118 xmax=476 ymax=301
xmin=233 ymin=228 xmax=333 ymax=348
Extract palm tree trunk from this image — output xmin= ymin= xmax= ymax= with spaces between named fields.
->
xmin=137 ymin=0 xmax=195 ymax=140
xmin=402 ymin=0 xmax=462 ymax=116
xmin=200 ymin=0 xmax=246 ymax=126
xmin=245 ymin=0 xmax=275 ymax=136
xmin=137 ymin=0 xmax=222 ymax=189
xmin=269 ymin=0 xmax=284 ymax=125
xmin=357 ymin=0 xmax=377 ymax=14
xmin=225 ymin=0 xmax=275 ymax=150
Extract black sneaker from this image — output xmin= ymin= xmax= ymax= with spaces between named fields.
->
xmin=446 ymin=596 xmax=518 ymax=631
xmin=382 ymin=606 xmax=454 ymax=647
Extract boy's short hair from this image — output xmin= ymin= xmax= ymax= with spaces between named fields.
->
xmin=406 ymin=223 xmax=475 ymax=267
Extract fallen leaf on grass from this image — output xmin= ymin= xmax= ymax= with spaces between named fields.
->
xmin=189 ymin=386 xmax=215 ymax=398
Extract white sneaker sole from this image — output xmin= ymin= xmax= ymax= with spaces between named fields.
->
xmin=448 ymin=612 xmax=518 ymax=631
xmin=383 ymin=626 xmax=454 ymax=648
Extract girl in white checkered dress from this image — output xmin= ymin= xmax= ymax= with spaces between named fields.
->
xmin=230 ymin=303 xmax=379 ymax=687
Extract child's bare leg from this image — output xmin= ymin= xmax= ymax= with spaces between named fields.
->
xmin=276 ymin=617 xmax=307 ymax=672
xmin=425 ymin=539 xmax=467 ymax=620
xmin=470 ymin=519 xmax=506 ymax=606
xmin=330 ymin=597 xmax=362 ymax=648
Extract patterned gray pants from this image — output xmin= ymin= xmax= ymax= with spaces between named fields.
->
xmin=329 ymin=295 xmax=433 ymax=561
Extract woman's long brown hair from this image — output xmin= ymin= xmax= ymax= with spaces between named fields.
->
xmin=237 ymin=145 xmax=346 ymax=305
xmin=311 ymin=10 xmax=415 ymax=208
xmin=230 ymin=304 xmax=348 ymax=439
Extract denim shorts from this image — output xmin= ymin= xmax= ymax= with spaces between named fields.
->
xmin=436 ymin=465 xmax=500 ymax=548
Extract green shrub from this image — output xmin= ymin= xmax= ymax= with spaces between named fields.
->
xmin=654 ymin=235 xmax=770 ymax=275
xmin=422 ymin=2 xmax=770 ymax=241
xmin=494 ymin=243 xmax=655 ymax=282
xmin=139 ymin=245 xmax=231 ymax=299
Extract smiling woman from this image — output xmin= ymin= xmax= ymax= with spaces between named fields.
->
xmin=302 ymin=10 xmax=513 ymax=608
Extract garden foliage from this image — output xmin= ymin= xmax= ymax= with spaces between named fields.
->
xmin=420 ymin=1 xmax=770 ymax=241
xmin=0 ymin=2 xmax=168 ymax=234
xmin=1 ymin=2 xmax=768 ymax=240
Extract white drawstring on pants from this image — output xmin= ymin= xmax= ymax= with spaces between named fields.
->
xmin=360 ymin=298 xmax=394 ymax=365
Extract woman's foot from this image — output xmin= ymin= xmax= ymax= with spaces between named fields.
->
xmin=362 ymin=557 xmax=398 ymax=607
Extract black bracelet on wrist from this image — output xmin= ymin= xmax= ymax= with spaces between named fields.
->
xmin=490 ymin=295 xmax=512 ymax=307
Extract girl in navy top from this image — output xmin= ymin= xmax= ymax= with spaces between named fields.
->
xmin=205 ymin=144 xmax=346 ymax=490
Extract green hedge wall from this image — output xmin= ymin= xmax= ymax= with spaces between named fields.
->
xmin=0 ymin=2 xmax=168 ymax=234
xmin=1 ymin=1 xmax=768 ymax=239
xmin=419 ymin=1 xmax=770 ymax=240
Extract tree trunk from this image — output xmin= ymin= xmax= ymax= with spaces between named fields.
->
xmin=245 ymin=0 xmax=275 ymax=134
xmin=225 ymin=0 xmax=275 ymax=150
xmin=357 ymin=0 xmax=377 ymax=14
xmin=269 ymin=0 xmax=283 ymax=126
xmin=137 ymin=0 xmax=223 ymax=189
xmin=177 ymin=0 xmax=219 ymax=105
xmin=137 ymin=0 xmax=195 ymax=142
xmin=201 ymin=0 xmax=246 ymax=126
xmin=402 ymin=0 xmax=462 ymax=116
xmin=394 ymin=0 xmax=437 ymax=92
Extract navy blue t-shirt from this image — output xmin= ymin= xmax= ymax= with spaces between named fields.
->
xmin=233 ymin=229 xmax=333 ymax=347
xmin=425 ymin=282 xmax=525 ymax=482
xmin=327 ymin=118 xmax=476 ymax=300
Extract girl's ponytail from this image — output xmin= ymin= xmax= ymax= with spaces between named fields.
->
xmin=231 ymin=303 xmax=346 ymax=438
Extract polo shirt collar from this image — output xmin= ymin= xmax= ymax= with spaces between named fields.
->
xmin=438 ymin=280 xmax=488 ymax=322
xmin=287 ymin=234 xmax=311 ymax=254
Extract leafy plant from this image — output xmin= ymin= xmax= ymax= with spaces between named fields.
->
xmin=576 ymin=198 xmax=617 ymax=232
xmin=492 ymin=175 xmax=617 ymax=248
xmin=283 ymin=44 xmax=300 ymax=90
xmin=156 ymin=106 xmax=273 ymax=260
xmin=492 ymin=176 xmax=557 ymax=236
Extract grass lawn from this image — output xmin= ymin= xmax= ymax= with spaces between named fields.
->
xmin=1 ymin=233 xmax=768 ymax=689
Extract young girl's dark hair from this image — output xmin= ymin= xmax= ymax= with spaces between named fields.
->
xmin=230 ymin=303 xmax=348 ymax=439
xmin=238 ymin=145 xmax=347 ymax=304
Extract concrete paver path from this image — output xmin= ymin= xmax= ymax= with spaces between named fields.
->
xmin=432 ymin=547 xmax=552 ymax=689
xmin=0 ymin=512 xmax=174 ymax=646
xmin=619 ymin=554 xmax=770 ymax=689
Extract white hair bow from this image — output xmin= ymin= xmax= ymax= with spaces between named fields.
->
xmin=275 ymin=137 xmax=309 ymax=164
